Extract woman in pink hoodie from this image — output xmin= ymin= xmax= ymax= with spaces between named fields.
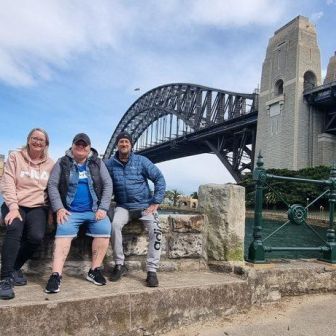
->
xmin=0 ymin=128 xmax=54 ymax=300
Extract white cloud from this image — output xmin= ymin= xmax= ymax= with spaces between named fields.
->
xmin=0 ymin=50 xmax=35 ymax=86
xmin=0 ymin=0 xmax=288 ymax=87
xmin=0 ymin=0 xmax=131 ymax=86
xmin=188 ymin=0 xmax=286 ymax=26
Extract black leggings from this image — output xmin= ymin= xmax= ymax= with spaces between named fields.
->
xmin=1 ymin=204 xmax=48 ymax=279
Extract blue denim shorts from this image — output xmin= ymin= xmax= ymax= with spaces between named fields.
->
xmin=55 ymin=211 xmax=112 ymax=238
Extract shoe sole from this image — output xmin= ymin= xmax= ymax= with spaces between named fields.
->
xmin=86 ymin=275 xmax=106 ymax=286
xmin=45 ymin=286 xmax=60 ymax=294
xmin=0 ymin=293 xmax=15 ymax=300
xmin=146 ymin=282 xmax=159 ymax=288
xmin=109 ymin=271 xmax=128 ymax=282
xmin=14 ymin=281 xmax=27 ymax=286
xmin=45 ymin=288 xmax=60 ymax=293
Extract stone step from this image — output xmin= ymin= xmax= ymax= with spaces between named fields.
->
xmin=0 ymin=271 xmax=249 ymax=336
xmin=2 ymin=260 xmax=336 ymax=336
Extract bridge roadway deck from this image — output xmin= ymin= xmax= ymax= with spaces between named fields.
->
xmin=1 ymin=260 xmax=336 ymax=335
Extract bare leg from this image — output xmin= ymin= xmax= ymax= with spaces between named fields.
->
xmin=91 ymin=237 xmax=110 ymax=269
xmin=52 ymin=237 xmax=72 ymax=274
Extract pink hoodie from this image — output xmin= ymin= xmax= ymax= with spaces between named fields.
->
xmin=1 ymin=149 xmax=54 ymax=210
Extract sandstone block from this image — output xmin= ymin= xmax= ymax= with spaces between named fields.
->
xmin=168 ymin=234 xmax=203 ymax=258
xmin=123 ymin=235 xmax=148 ymax=256
xmin=122 ymin=220 xmax=144 ymax=235
xmin=158 ymin=261 xmax=178 ymax=272
xmin=198 ymin=183 xmax=245 ymax=261
xmin=170 ymin=214 xmax=204 ymax=233
xmin=159 ymin=215 xmax=170 ymax=233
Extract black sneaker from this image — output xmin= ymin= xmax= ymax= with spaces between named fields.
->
xmin=86 ymin=267 xmax=106 ymax=286
xmin=109 ymin=264 xmax=128 ymax=282
xmin=12 ymin=269 xmax=27 ymax=286
xmin=146 ymin=271 xmax=159 ymax=287
xmin=0 ymin=278 xmax=15 ymax=300
xmin=45 ymin=272 xmax=62 ymax=293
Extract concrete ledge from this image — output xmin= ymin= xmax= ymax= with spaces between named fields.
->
xmin=0 ymin=271 xmax=248 ymax=336
xmin=1 ymin=260 xmax=336 ymax=335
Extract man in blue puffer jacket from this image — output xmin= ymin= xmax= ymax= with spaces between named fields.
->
xmin=104 ymin=131 xmax=166 ymax=287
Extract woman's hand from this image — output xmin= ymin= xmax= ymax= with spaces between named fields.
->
xmin=4 ymin=209 xmax=23 ymax=225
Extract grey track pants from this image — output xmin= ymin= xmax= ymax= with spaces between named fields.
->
xmin=111 ymin=206 xmax=162 ymax=272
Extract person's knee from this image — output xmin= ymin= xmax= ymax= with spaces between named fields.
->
xmin=112 ymin=219 xmax=125 ymax=231
xmin=28 ymin=233 xmax=45 ymax=246
xmin=5 ymin=220 xmax=24 ymax=237
xmin=53 ymin=237 xmax=73 ymax=252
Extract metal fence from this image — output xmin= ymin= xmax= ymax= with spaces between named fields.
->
xmin=247 ymin=154 xmax=336 ymax=264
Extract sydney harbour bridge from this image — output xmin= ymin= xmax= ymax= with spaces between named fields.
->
xmin=103 ymin=80 xmax=336 ymax=182
xmin=104 ymin=17 xmax=336 ymax=182
xmin=104 ymin=83 xmax=258 ymax=182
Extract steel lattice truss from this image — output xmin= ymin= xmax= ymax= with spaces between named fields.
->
xmin=104 ymin=83 xmax=258 ymax=181
xmin=304 ymin=81 xmax=336 ymax=133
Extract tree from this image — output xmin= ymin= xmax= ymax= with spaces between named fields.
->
xmin=165 ymin=189 xmax=182 ymax=207
xmin=239 ymin=166 xmax=331 ymax=210
xmin=190 ymin=191 xmax=198 ymax=199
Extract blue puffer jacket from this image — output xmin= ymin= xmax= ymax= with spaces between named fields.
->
xmin=104 ymin=152 xmax=166 ymax=210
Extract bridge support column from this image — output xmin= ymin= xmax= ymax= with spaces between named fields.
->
xmin=317 ymin=133 xmax=336 ymax=166
xmin=255 ymin=16 xmax=322 ymax=170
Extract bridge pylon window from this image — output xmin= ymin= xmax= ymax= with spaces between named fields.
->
xmin=274 ymin=79 xmax=284 ymax=96
xmin=303 ymin=71 xmax=317 ymax=90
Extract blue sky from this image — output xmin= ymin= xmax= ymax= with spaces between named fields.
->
xmin=1 ymin=0 xmax=336 ymax=194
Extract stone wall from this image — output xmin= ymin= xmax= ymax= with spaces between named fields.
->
xmin=0 ymin=213 xmax=209 ymax=275
xmin=0 ymin=183 xmax=245 ymax=273
xmin=113 ymin=213 xmax=209 ymax=272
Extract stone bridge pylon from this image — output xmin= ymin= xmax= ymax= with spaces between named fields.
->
xmin=255 ymin=15 xmax=335 ymax=170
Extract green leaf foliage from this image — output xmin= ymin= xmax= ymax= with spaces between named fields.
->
xmin=239 ymin=166 xmax=331 ymax=210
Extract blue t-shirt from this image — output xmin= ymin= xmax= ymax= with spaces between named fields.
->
xmin=70 ymin=164 xmax=93 ymax=212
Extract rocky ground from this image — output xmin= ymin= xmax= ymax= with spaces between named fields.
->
xmin=161 ymin=293 xmax=336 ymax=336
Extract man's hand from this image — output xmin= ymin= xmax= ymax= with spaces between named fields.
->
xmin=4 ymin=209 xmax=22 ymax=225
xmin=143 ymin=204 xmax=159 ymax=215
xmin=95 ymin=209 xmax=107 ymax=221
xmin=57 ymin=208 xmax=70 ymax=224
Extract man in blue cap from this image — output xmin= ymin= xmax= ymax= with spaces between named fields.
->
xmin=45 ymin=133 xmax=112 ymax=293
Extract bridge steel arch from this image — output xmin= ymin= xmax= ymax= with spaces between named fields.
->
xmin=104 ymin=83 xmax=258 ymax=182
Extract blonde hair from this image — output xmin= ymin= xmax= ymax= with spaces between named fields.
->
xmin=24 ymin=128 xmax=50 ymax=158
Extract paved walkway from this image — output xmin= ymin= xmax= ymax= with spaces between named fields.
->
xmin=162 ymin=293 xmax=336 ymax=336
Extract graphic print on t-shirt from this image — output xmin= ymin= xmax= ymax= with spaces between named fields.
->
xmin=70 ymin=164 xmax=93 ymax=212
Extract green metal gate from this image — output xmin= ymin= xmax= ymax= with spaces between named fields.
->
xmin=247 ymin=154 xmax=336 ymax=264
